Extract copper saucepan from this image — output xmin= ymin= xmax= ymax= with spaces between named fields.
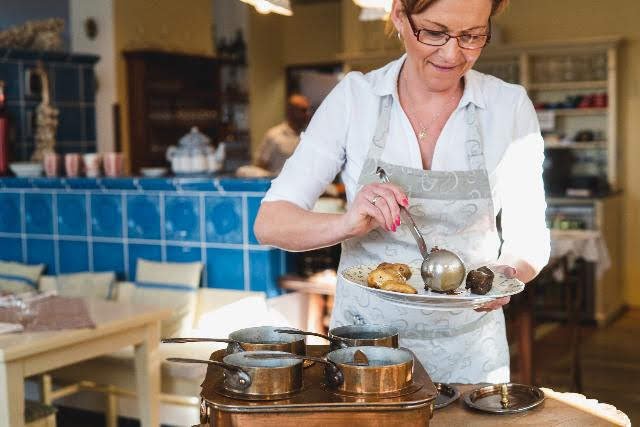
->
xmin=168 ymin=351 xmax=342 ymax=397
xmin=243 ymin=346 xmax=415 ymax=396
xmin=275 ymin=324 xmax=399 ymax=352
xmin=163 ymin=325 xmax=307 ymax=355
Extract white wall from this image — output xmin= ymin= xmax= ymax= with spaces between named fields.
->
xmin=69 ymin=0 xmax=117 ymax=153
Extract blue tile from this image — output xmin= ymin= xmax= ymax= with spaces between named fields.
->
xmin=247 ymin=196 xmax=263 ymax=244
xmin=25 ymin=193 xmax=53 ymax=235
xmin=101 ymin=178 xmax=137 ymax=190
xmin=1 ymin=178 xmax=31 ymax=189
xmin=126 ymin=194 xmax=161 ymax=240
xmin=205 ymin=248 xmax=244 ymax=290
xmin=26 ymin=238 xmax=55 ymax=274
xmin=0 ymin=192 xmax=21 ymax=233
xmin=7 ymin=105 xmax=23 ymax=141
xmin=30 ymin=178 xmax=66 ymax=189
xmin=0 ymin=237 xmax=22 ymax=262
xmin=91 ymin=194 xmax=122 ymax=238
xmin=138 ymin=179 xmax=176 ymax=191
xmin=83 ymin=67 xmax=96 ymax=103
xmin=179 ymin=179 xmax=216 ymax=191
xmin=58 ymin=240 xmax=89 ymax=273
xmin=0 ymin=62 xmax=22 ymax=101
xmin=85 ymin=106 xmax=96 ymax=141
xmin=166 ymin=245 xmax=202 ymax=263
xmin=57 ymin=193 xmax=87 ymax=236
xmin=93 ymin=242 xmax=125 ymax=278
xmin=205 ymin=196 xmax=243 ymax=244
xmin=218 ymin=178 xmax=271 ymax=192
xmin=249 ymin=249 xmax=282 ymax=298
xmin=65 ymin=178 xmax=100 ymax=189
xmin=52 ymin=65 xmax=80 ymax=103
xmin=56 ymin=106 xmax=83 ymax=141
xmin=128 ymin=243 xmax=162 ymax=280
xmin=165 ymin=195 xmax=200 ymax=242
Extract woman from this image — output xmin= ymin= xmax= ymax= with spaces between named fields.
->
xmin=255 ymin=0 xmax=550 ymax=383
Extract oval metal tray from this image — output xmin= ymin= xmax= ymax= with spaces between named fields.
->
xmin=463 ymin=383 xmax=545 ymax=414
xmin=434 ymin=382 xmax=460 ymax=409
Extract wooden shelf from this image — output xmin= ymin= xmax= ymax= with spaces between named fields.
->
xmin=528 ymin=80 xmax=608 ymax=91
xmin=544 ymin=141 xmax=608 ymax=150
xmin=536 ymin=107 xmax=608 ymax=116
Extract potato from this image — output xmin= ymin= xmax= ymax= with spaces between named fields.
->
xmin=379 ymin=279 xmax=417 ymax=294
xmin=367 ymin=268 xmax=403 ymax=288
xmin=377 ymin=262 xmax=412 ymax=280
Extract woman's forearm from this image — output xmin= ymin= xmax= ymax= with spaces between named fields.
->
xmin=254 ymin=201 xmax=351 ymax=251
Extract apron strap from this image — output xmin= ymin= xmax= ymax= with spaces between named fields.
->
xmin=464 ymin=103 xmax=487 ymax=170
xmin=364 ymin=95 xmax=393 ymax=162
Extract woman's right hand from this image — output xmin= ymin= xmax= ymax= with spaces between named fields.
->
xmin=341 ymin=183 xmax=409 ymax=238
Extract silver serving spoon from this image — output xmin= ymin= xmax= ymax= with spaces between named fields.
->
xmin=376 ymin=167 xmax=466 ymax=292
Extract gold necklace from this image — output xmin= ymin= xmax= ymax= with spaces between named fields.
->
xmin=402 ymin=76 xmax=460 ymax=142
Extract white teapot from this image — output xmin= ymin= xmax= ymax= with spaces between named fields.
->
xmin=166 ymin=127 xmax=225 ymax=175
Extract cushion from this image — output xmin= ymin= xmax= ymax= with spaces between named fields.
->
xmin=55 ymin=271 xmax=117 ymax=300
xmin=0 ymin=261 xmax=44 ymax=294
xmin=134 ymin=259 xmax=202 ymax=338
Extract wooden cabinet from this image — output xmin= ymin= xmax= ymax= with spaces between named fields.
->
xmin=124 ymin=50 xmax=222 ymax=174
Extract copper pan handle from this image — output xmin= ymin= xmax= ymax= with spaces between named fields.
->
xmin=274 ymin=329 xmax=348 ymax=349
xmin=166 ymin=357 xmax=252 ymax=389
xmin=242 ymin=352 xmax=344 ymax=387
xmin=162 ymin=337 xmax=245 ymax=353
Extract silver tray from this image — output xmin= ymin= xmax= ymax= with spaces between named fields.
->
xmin=341 ymin=265 xmax=524 ymax=310
xmin=434 ymin=383 xmax=460 ymax=409
xmin=463 ymin=383 xmax=545 ymax=414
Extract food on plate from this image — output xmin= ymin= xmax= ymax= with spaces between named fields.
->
xmin=367 ymin=267 xmax=403 ymax=289
xmin=367 ymin=263 xmax=417 ymax=294
xmin=379 ymin=262 xmax=412 ymax=280
xmin=379 ymin=279 xmax=418 ymax=294
xmin=465 ymin=266 xmax=494 ymax=295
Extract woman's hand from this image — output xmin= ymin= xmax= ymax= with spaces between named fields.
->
xmin=341 ymin=183 xmax=408 ymax=238
xmin=474 ymin=265 xmax=517 ymax=312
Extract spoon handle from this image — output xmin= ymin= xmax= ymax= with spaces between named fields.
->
xmin=376 ymin=167 xmax=429 ymax=258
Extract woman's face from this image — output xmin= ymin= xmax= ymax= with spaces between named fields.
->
xmin=392 ymin=0 xmax=492 ymax=92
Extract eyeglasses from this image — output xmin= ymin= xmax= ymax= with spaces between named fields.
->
xmin=406 ymin=14 xmax=491 ymax=50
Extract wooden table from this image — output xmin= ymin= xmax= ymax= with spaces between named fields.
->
xmin=432 ymin=384 xmax=623 ymax=426
xmin=0 ymin=299 xmax=170 ymax=427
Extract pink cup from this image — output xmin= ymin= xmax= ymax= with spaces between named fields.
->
xmin=64 ymin=153 xmax=82 ymax=177
xmin=43 ymin=152 xmax=61 ymax=177
xmin=103 ymin=152 xmax=124 ymax=177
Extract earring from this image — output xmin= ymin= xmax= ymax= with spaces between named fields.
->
xmin=397 ymin=31 xmax=403 ymax=41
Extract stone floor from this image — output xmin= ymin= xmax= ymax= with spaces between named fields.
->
xmin=55 ymin=309 xmax=640 ymax=426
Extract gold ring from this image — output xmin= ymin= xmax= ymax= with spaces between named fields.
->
xmin=371 ymin=195 xmax=381 ymax=206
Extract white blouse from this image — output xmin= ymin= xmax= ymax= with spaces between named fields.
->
xmin=264 ymin=55 xmax=551 ymax=274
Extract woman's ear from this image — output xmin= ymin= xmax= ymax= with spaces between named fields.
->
xmin=390 ymin=0 xmax=405 ymax=35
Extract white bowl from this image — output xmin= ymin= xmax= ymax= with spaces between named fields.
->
xmin=140 ymin=167 xmax=168 ymax=178
xmin=9 ymin=162 xmax=43 ymax=177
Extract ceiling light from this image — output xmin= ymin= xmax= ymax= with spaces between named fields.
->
xmin=359 ymin=7 xmax=389 ymax=21
xmin=240 ymin=0 xmax=293 ymax=16
xmin=353 ymin=0 xmax=392 ymax=13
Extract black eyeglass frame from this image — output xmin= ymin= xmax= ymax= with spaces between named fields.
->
xmin=406 ymin=14 xmax=492 ymax=50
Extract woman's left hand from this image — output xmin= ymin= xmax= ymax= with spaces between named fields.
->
xmin=474 ymin=265 xmax=517 ymax=312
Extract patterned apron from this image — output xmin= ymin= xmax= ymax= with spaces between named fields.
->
xmin=330 ymin=95 xmax=510 ymax=384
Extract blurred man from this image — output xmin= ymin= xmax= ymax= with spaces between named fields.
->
xmin=255 ymin=94 xmax=311 ymax=175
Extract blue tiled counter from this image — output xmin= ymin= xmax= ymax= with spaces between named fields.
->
xmin=0 ymin=177 xmax=293 ymax=297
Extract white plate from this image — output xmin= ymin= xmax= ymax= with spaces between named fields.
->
xmin=340 ymin=265 xmax=525 ymax=310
